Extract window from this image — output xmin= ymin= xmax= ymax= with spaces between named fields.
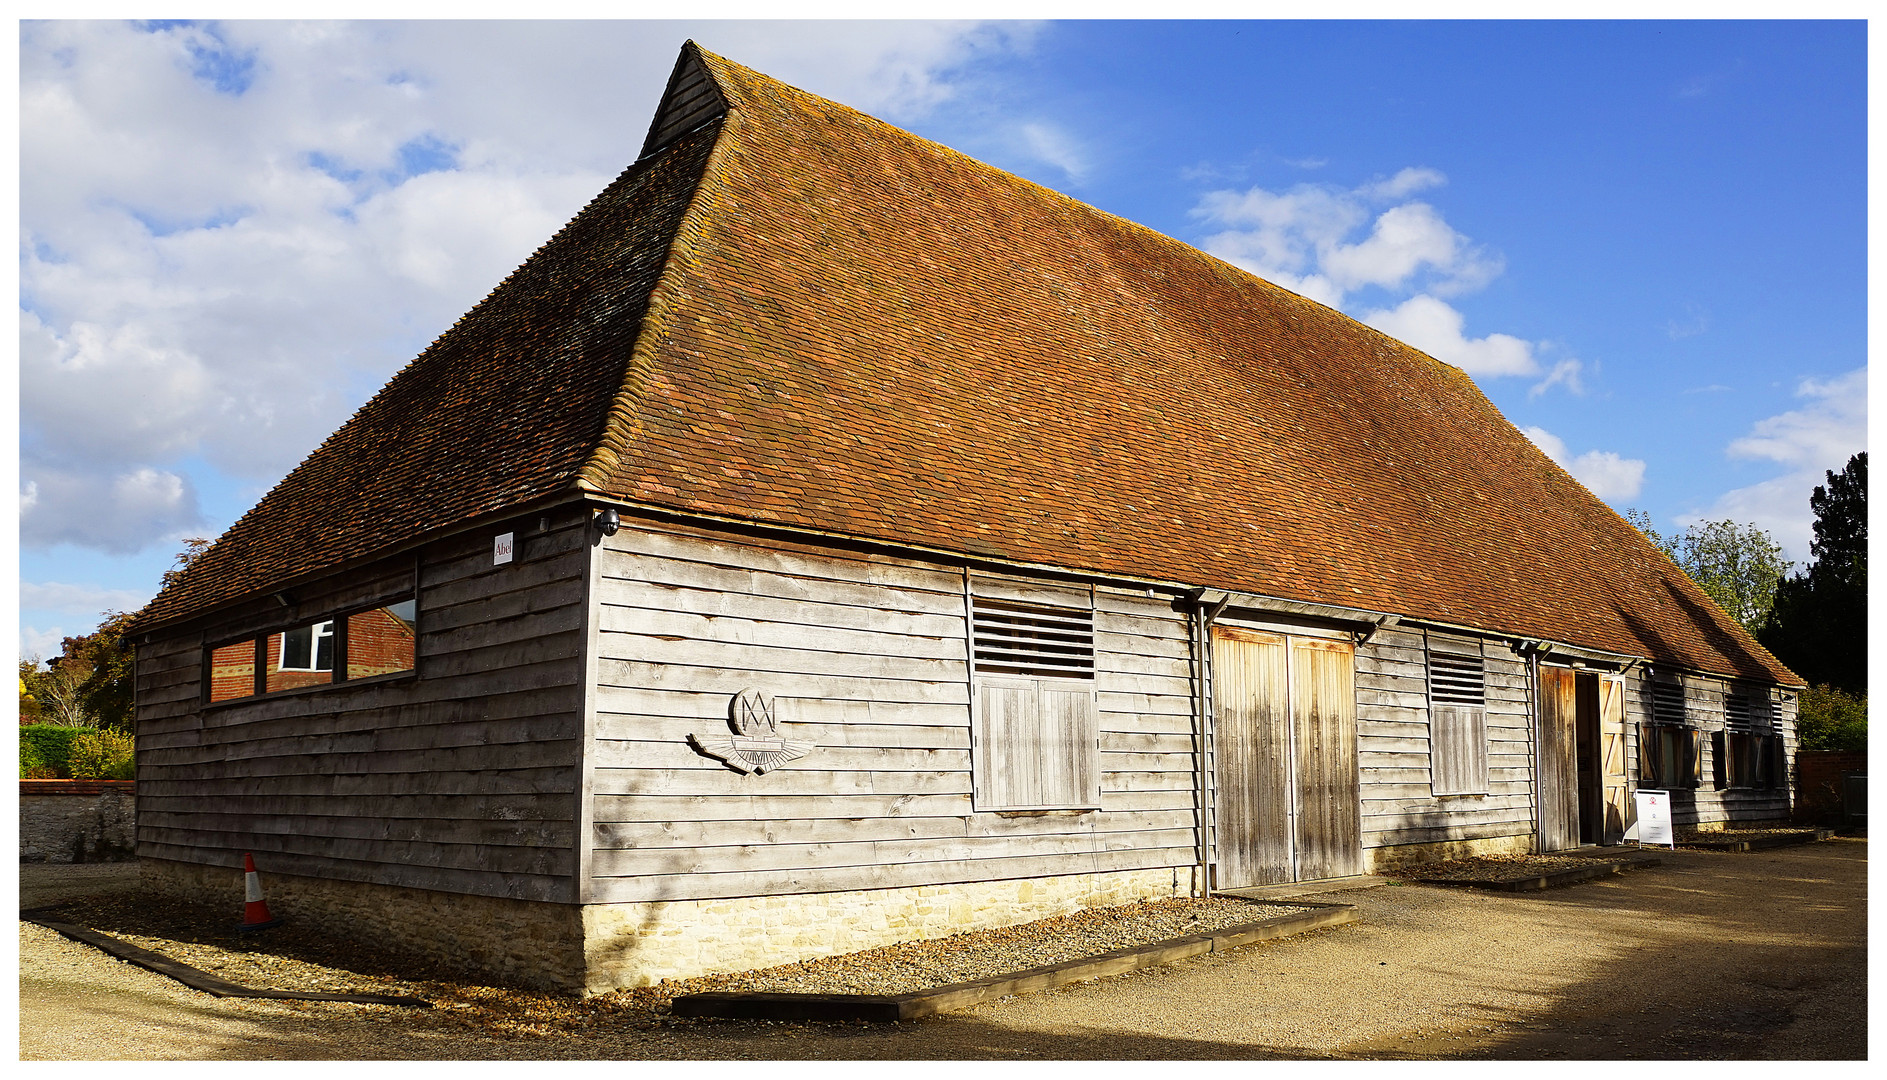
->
xmin=1640 ymin=675 xmax=1700 ymax=789
xmin=969 ymin=591 xmax=1099 ymax=811
xmin=1717 ymin=686 xmax=1783 ymax=790
xmin=1428 ymin=645 xmax=1488 ymax=796
xmin=206 ymin=596 xmax=417 ymax=704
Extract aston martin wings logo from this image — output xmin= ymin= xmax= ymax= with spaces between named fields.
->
xmin=688 ymin=688 xmax=815 ymax=775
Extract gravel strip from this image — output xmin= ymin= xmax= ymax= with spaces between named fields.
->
xmin=696 ymin=896 xmax=1309 ymax=996
xmin=1677 ymin=826 xmax=1822 ymax=843
xmin=29 ymin=891 xmax=1307 ymax=1039
xmin=1394 ymin=853 xmax=1632 ymax=882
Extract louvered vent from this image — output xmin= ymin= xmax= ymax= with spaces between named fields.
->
xmin=971 ymin=596 xmax=1095 ymax=680
xmin=1652 ymin=678 xmax=1687 ymax=724
xmin=1429 ymin=650 xmax=1486 ymax=706
xmin=1725 ymin=687 xmax=1771 ymax=729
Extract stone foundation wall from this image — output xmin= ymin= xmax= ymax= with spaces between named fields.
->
xmin=140 ymin=857 xmax=587 ymax=993
xmin=1365 ymin=832 xmax=1534 ymax=873
xmin=19 ymin=781 xmax=136 ymax=863
xmin=581 ymin=866 xmax=1198 ymax=994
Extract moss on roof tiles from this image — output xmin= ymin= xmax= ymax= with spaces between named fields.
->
xmin=135 ymin=43 xmax=1797 ymax=687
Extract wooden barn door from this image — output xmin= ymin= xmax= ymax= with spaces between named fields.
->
xmin=1291 ymin=638 xmax=1362 ymax=880
xmin=1537 ymin=665 xmax=1581 ymax=851
xmin=1212 ymin=628 xmax=1360 ymax=887
xmin=1212 ymin=629 xmax=1292 ymax=886
xmin=1598 ymin=675 xmax=1630 ymax=844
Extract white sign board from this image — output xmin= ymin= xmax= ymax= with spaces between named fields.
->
xmin=493 ymin=532 xmax=515 ymax=566
xmin=1633 ymin=789 xmax=1674 ymax=847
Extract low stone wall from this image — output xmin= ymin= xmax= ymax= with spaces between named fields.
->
xmin=19 ymin=780 xmax=136 ymax=863
xmin=140 ymin=857 xmax=588 ymax=994
xmin=581 ymin=866 xmax=1196 ymax=994
xmin=140 ymin=858 xmax=1195 ymax=996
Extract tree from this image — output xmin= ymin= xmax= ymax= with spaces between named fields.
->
xmin=61 ymin=611 xmax=137 ymax=732
xmin=1623 ymin=510 xmax=1788 ymax=637
xmin=20 ymin=654 xmax=93 ymax=727
xmin=1761 ymin=453 xmax=1867 ymax=694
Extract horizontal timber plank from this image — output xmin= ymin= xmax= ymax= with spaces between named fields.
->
xmin=600 ymin=589 xmax=964 ymax=641
xmin=587 ymin=845 xmax=1191 ymax=905
xmin=138 ymin=842 xmax=572 ymax=903
xmin=597 ymin=659 xmax=970 ymax=705
xmin=591 ymin=809 xmax=1192 ymax=850
xmin=590 ymin=827 xmax=1198 ymax=878
xmin=601 ymin=606 xmax=966 ymax=663
xmin=139 ymin=826 xmax=572 ymax=877
xmin=138 ymin=791 xmax=573 ymax=821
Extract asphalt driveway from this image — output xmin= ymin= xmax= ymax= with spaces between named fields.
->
xmin=19 ymin=839 xmax=1867 ymax=1059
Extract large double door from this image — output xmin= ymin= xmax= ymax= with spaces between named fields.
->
xmin=1211 ymin=627 xmax=1362 ymax=888
xmin=1537 ymin=666 xmax=1630 ymax=849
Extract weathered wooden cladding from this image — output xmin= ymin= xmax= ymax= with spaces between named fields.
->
xmin=134 ymin=507 xmax=593 ymax=903
xmin=1617 ymin=666 xmax=1795 ymax=827
xmin=586 ymin=522 xmax=1198 ymax=905
xmin=1353 ymin=630 xmax=1536 ymax=853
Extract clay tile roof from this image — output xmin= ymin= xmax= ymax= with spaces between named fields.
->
xmin=136 ymin=43 xmax=1799 ymax=687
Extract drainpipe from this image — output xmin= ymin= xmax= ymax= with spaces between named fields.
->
xmin=1189 ymin=590 xmax=1233 ymax=898
xmin=1517 ymin=639 xmax=1543 ymax=854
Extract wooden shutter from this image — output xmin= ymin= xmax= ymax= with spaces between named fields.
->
xmin=1431 ymin=705 xmax=1489 ymax=796
xmin=972 ymin=676 xmax=1097 ymax=811
xmin=1681 ymin=728 xmax=1704 ymax=789
xmin=1041 ymin=681 xmax=1100 ymax=807
xmin=1639 ymin=723 xmax=1662 ymax=786
xmin=1712 ymin=730 xmax=1731 ymax=790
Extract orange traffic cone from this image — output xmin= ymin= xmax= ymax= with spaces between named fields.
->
xmin=238 ymin=853 xmax=282 ymax=931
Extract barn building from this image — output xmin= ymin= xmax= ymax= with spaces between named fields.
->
xmin=128 ymin=44 xmax=1802 ymax=994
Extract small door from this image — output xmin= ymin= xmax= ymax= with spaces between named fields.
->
xmin=1537 ymin=666 xmax=1580 ymax=851
xmin=1211 ymin=628 xmax=1360 ymax=887
xmin=1598 ymin=675 xmax=1630 ymax=844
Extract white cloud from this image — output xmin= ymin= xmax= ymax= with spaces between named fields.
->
xmin=1529 ymin=358 xmax=1585 ymax=399
xmin=19 ymin=19 xmax=1028 ymax=557
xmin=1362 ymin=295 xmax=1539 ymax=378
xmin=20 ymin=582 xmax=153 ymax=617
xmin=1015 ymin=121 xmax=1090 ymax=182
xmin=20 ymin=627 xmax=70 ymax=665
xmin=1726 ymin=369 xmax=1867 ymax=469
xmin=1524 ymin=427 xmax=1647 ymax=502
xmin=1191 ymin=167 xmax=1499 ymax=309
xmin=19 ymin=464 xmax=204 ymax=554
xmin=1692 ymin=367 xmax=1867 ymax=562
xmin=1357 ymin=166 xmax=1445 ymax=201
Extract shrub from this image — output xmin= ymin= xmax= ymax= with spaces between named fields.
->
xmin=1797 ymin=684 xmax=1868 ymax=753
xmin=19 ymin=724 xmax=90 ymax=778
xmin=19 ymin=740 xmax=57 ymax=779
xmin=69 ymin=728 xmax=136 ymax=780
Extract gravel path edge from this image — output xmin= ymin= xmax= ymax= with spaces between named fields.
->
xmin=1406 ymin=857 xmax=1661 ymax=893
xmin=673 ymin=900 xmax=1361 ymax=1022
xmin=20 ymin=910 xmax=434 ymax=1008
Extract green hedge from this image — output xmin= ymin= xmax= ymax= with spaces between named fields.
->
xmin=18 ymin=724 xmax=134 ymax=779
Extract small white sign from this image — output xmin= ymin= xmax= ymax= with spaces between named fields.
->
xmin=1634 ymin=789 xmax=1674 ymax=847
xmin=493 ymin=532 xmax=515 ymax=566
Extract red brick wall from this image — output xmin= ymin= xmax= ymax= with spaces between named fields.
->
xmin=347 ymin=607 xmax=416 ymax=679
xmin=1794 ymin=750 xmax=1867 ymax=824
xmin=207 ymin=608 xmax=414 ymax=702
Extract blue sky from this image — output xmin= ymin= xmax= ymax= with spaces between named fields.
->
xmin=14 ymin=18 xmax=1869 ymax=660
